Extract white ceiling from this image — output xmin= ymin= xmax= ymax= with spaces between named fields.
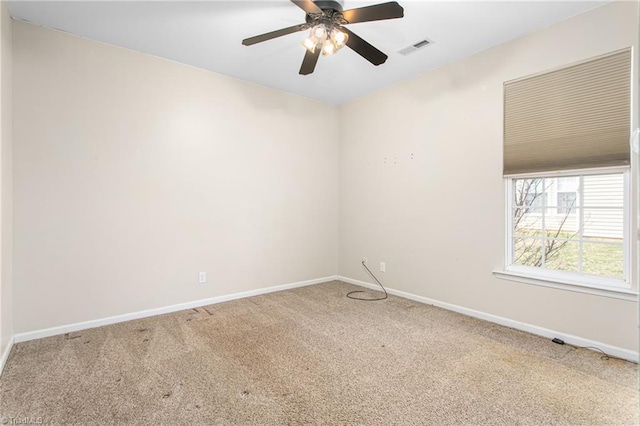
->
xmin=8 ymin=0 xmax=608 ymax=105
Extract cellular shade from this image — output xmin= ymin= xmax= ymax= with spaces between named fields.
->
xmin=503 ymin=49 xmax=631 ymax=175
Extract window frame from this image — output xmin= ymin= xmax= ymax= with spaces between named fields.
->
xmin=504 ymin=166 xmax=631 ymax=293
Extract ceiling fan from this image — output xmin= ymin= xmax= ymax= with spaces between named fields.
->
xmin=242 ymin=0 xmax=404 ymax=75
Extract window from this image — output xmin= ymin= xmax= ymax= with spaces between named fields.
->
xmin=500 ymin=49 xmax=633 ymax=294
xmin=507 ymin=169 xmax=628 ymax=287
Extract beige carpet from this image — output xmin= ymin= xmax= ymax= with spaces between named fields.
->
xmin=0 ymin=281 xmax=637 ymax=425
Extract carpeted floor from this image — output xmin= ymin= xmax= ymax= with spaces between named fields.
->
xmin=0 ymin=280 xmax=637 ymax=425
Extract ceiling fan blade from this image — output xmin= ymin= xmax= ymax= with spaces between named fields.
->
xmin=242 ymin=24 xmax=307 ymax=46
xmin=299 ymin=48 xmax=321 ymax=75
xmin=290 ymin=0 xmax=323 ymax=15
xmin=341 ymin=2 xmax=404 ymax=24
xmin=342 ymin=28 xmax=388 ymax=66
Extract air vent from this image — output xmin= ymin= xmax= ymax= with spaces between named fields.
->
xmin=398 ymin=38 xmax=434 ymax=56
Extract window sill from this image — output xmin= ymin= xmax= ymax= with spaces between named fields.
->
xmin=493 ymin=270 xmax=638 ymax=301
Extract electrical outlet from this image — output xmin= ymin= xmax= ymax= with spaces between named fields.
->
xmin=199 ymin=271 xmax=207 ymax=284
xmin=362 ymin=257 xmax=368 ymax=265
xmin=380 ymin=262 xmax=386 ymax=272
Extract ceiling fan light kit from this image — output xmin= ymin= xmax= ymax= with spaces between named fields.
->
xmin=301 ymin=25 xmax=348 ymax=56
xmin=242 ymin=0 xmax=404 ymax=75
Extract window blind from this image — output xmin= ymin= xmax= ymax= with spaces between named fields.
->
xmin=503 ymin=49 xmax=631 ymax=175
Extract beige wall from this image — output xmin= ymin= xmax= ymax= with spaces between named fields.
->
xmin=338 ymin=1 xmax=639 ymax=351
xmin=12 ymin=21 xmax=339 ymax=334
xmin=0 ymin=1 xmax=13 ymax=358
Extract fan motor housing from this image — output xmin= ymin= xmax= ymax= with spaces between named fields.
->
xmin=313 ymin=0 xmax=344 ymax=12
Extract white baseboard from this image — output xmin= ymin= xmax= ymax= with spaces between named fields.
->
xmin=338 ymin=275 xmax=639 ymax=363
xmin=0 ymin=336 xmax=14 ymax=376
xmin=11 ymin=274 xmax=638 ymax=363
xmin=13 ymin=275 xmax=338 ymax=344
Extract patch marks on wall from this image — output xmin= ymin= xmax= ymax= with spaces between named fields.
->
xmin=380 ymin=152 xmax=416 ymax=166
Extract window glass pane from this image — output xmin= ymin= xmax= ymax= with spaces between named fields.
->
xmin=583 ymin=174 xmax=623 ymax=208
xmin=514 ymin=178 xmax=544 ymax=210
xmin=583 ymin=208 xmax=623 ymax=240
xmin=524 ymin=193 xmax=546 ymax=213
xmin=514 ymin=207 xmax=543 ymax=237
xmin=556 ymin=192 xmax=577 ymax=214
xmin=545 ymin=240 xmax=579 ymax=272
xmin=583 ymin=242 xmax=623 ymax=279
xmin=544 ymin=178 xmax=558 ymax=208
xmin=544 ymin=207 xmax=580 ymax=239
xmin=557 ymin=176 xmax=579 ymax=193
xmin=513 ymin=237 xmax=542 ymax=267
